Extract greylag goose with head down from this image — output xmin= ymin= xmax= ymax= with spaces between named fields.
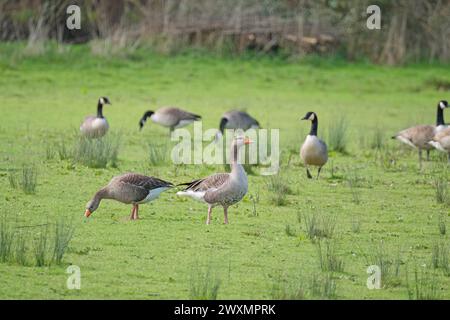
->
xmin=85 ymin=173 xmax=173 ymax=220
xmin=80 ymin=97 xmax=111 ymax=138
xmin=177 ymin=136 xmax=253 ymax=224
xmin=300 ymin=112 xmax=328 ymax=179
xmin=392 ymin=100 xmax=448 ymax=168
xmin=139 ymin=107 xmax=201 ymax=133
xmin=216 ymin=110 xmax=260 ymax=140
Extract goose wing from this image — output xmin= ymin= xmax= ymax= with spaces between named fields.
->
xmin=161 ymin=107 xmax=201 ymax=121
xmin=180 ymin=173 xmax=229 ymax=192
xmin=113 ymin=173 xmax=173 ymax=203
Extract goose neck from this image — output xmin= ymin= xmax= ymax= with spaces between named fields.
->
xmin=97 ymin=102 xmax=104 ymax=118
xmin=309 ymin=117 xmax=318 ymax=136
xmin=436 ymin=105 xmax=445 ymax=126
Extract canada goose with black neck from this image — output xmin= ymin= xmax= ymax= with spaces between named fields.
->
xmin=300 ymin=112 xmax=328 ymax=179
xmin=80 ymin=97 xmax=111 ymax=139
xmin=139 ymin=107 xmax=201 ymax=133
xmin=177 ymin=136 xmax=253 ymax=224
xmin=392 ymin=100 xmax=448 ymax=167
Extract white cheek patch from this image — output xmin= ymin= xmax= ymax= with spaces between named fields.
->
xmin=440 ymin=101 xmax=446 ymax=109
xmin=99 ymin=97 xmax=105 ymax=105
xmin=309 ymin=113 xmax=316 ymax=121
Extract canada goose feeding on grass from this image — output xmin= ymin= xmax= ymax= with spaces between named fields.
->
xmin=80 ymin=97 xmax=111 ymax=138
xmin=428 ymin=126 xmax=450 ymax=162
xmin=300 ymin=112 xmax=328 ymax=179
xmin=84 ymin=173 xmax=173 ymax=220
xmin=216 ymin=110 xmax=260 ymax=140
xmin=392 ymin=100 xmax=448 ymax=167
xmin=177 ymin=136 xmax=253 ymax=224
xmin=139 ymin=107 xmax=201 ymax=133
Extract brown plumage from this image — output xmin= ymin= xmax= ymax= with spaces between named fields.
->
xmin=177 ymin=136 xmax=253 ymax=224
xmin=429 ymin=127 xmax=450 ymax=161
xmin=85 ymin=173 xmax=173 ymax=220
xmin=392 ymin=100 xmax=448 ymax=168
xmin=139 ymin=107 xmax=201 ymax=132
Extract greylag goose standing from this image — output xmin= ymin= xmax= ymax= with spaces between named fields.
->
xmin=392 ymin=100 xmax=448 ymax=167
xmin=300 ymin=112 xmax=328 ymax=179
xmin=177 ymin=136 xmax=253 ymax=224
xmin=139 ymin=107 xmax=201 ymax=133
xmin=80 ymin=97 xmax=111 ymax=138
xmin=85 ymin=173 xmax=173 ymax=220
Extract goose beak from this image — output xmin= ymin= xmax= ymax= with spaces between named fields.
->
xmin=84 ymin=209 xmax=92 ymax=218
xmin=244 ymin=137 xmax=253 ymax=145
xmin=301 ymin=116 xmax=308 ymax=120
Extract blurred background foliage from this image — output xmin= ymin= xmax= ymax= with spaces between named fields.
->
xmin=0 ymin=0 xmax=449 ymax=64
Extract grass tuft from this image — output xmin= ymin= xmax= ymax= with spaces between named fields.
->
xmin=72 ymin=135 xmax=121 ymax=168
xmin=0 ymin=218 xmax=15 ymax=263
xmin=189 ymin=263 xmax=221 ymax=300
xmin=438 ymin=215 xmax=446 ymax=236
xmin=303 ymin=211 xmax=337 ymax=241
xmin=316 ymin=240 xmax=345 ymax=273
xmin=406 ymin=267 xmax=441 ymax=300
xmin=8 ymin=165 xmax=38 ymax=194
xmin=431 ymin=241 xmax=449 ymax=276
xmin=148 ymin=142 xmax=169 ymax=166
xmin=33 ymin=226 xmax=49 ymax=267
xmin=52 ymin=217 xmax=75 ymax=265
xmin=434 ymin=176 xmax=449 ymax=206
xmin=266 ymin=174 xmax=291 ymax=206
xmin=328 ymin=116 xmax=348 ymax=153
xmin=364 ymin=242 xmax=402 ymax=288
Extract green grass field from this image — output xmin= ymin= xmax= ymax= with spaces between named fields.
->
xmin=0 ymin=44 xmax=449 ymax=299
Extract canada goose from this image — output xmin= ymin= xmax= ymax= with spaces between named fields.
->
xmin=300 ymin=112 xmax=328 ymax=179
xmin=139 ymin=107 xmax=201 ymax=133
xmin=80 ymin=97 xmax=111 ymax=139
xmin=428 ymin=127 xmax=450 ymax=162
xmin=177 ymin=136 xmax=253 ymax=224
xmin=216 ymin=110 xmax=260 ymax=139
xmin=85 ymin=173 xmax=173 ymax=220
xmin=392 ymin=100 xmax=448 ymax=167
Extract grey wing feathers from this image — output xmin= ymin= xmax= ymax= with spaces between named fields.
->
xmin=114 ymin=173 xmax=173 ymax=203
xmin=162 ymin=107 xmax=201 ymax=121
xmin=119 ymin=173 xmax=173 ymax=190
xmin=181 ymin=173 xmax=229 ymax=191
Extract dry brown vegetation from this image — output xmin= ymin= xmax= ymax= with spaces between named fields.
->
xmin=1 ymin=0 xmax=449 ymax=64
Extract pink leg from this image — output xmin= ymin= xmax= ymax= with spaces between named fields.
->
xmin=206 ymin=205 xmax=212 ymax=225
xmin=130 ymin=205 xmax=136 ymax=220
xmin=224 ymin=206 xmax=229 ymax=224
xmin=134 ymin=204 xmax=139 ymax=220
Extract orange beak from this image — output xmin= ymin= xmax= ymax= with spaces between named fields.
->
xmin=244 ymin=137 xmax=254 ymax=145
xmin=84 ymin=209 xmax=92 ymax=218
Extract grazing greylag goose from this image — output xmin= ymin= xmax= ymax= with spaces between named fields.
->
xmin=392 ymin=100 xmax=448 ymax=167
xmin=300 ymin=112 xmax=328 ymax=179
xmin=139 ymin=107 xmax=201 ymax=133
xmin=80 ymin=97 xmax=111 ymax=138
xmin=428 ymin=126 xmax=450 ymax=162
xmin=177 ymin=136 xmax=253 ymax=224
xmin=84 ymin=173 xmax=173 ymax=220
xmin=216 ymin=110 xmax=260 ymax=140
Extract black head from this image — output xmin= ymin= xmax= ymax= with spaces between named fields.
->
xmin=301 ymin=111 xmax=317 ymax=121
xmin=139 ymin=110 xmax=154 ymax=130
xmin=99 ymin=97 xmax=111 ymax=105
xmin=439 ymin=100 xmax=448 ymax=109
xmin=219 ymin=117 xmax=229 ymax=133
